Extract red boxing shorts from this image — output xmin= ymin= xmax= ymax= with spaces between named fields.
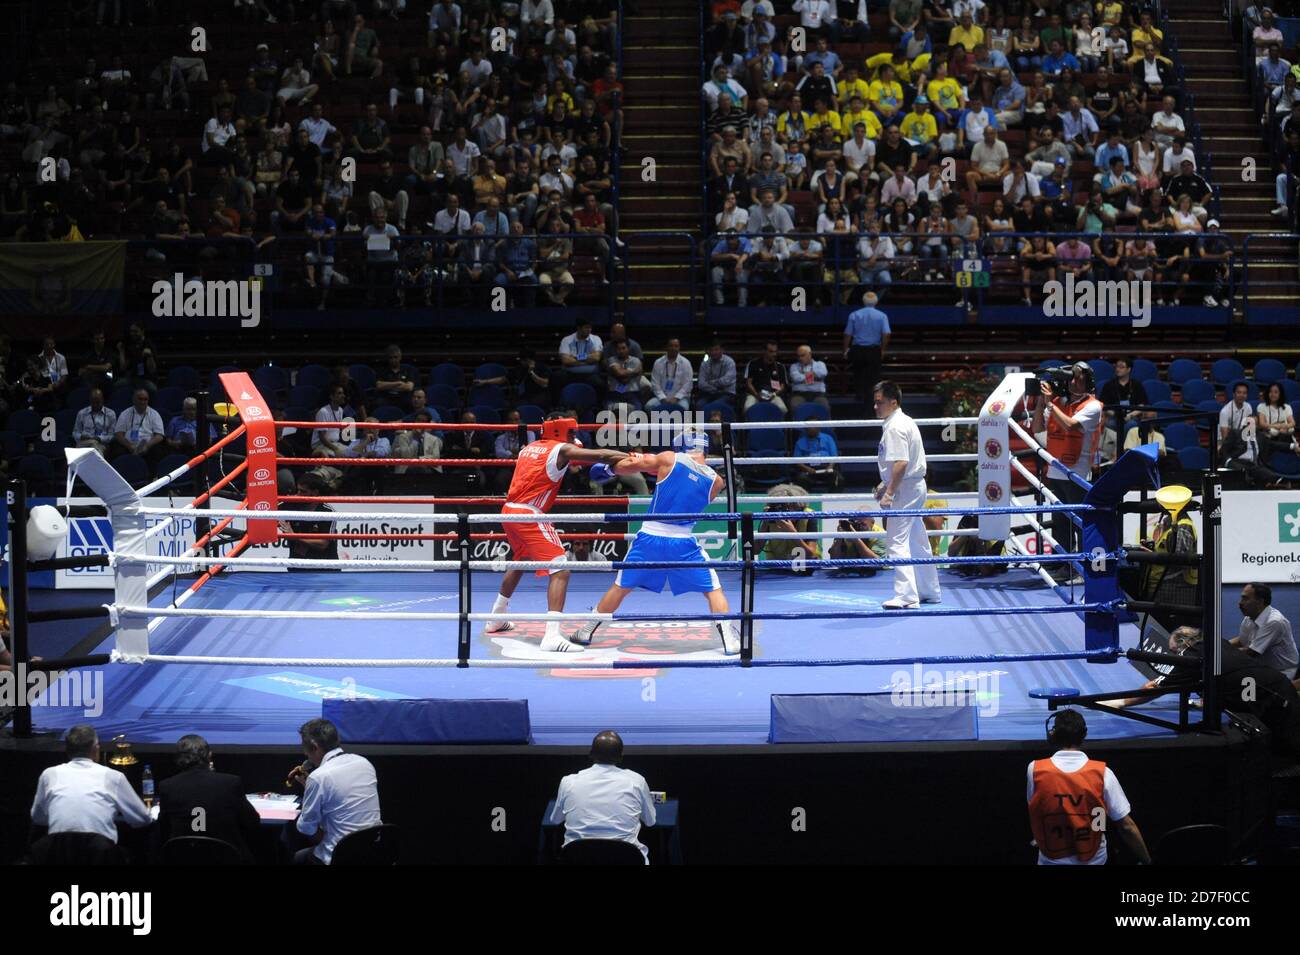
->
xmin=501 ymin=504 xmax=567 ymax=576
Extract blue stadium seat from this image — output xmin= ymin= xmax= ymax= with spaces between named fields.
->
xmin=7 ymin=409 xmax=42 ymax=439
xmin=35 ymin=438 xmax=71 ymax=460
xmin=0 ymin=431 xmax=24 ymax=460
xmin=1163 ymin=423 xmax=1200 ymax=451
xmin=1283 ymin=380 xmax=1300 ymax=404
xmin=111 ymin=455 xmax=149 ymax=487
xmin=64 ymin=385 xmax=91 ymax=412
xmin=743 ymin=401 xmax=786 ymax=423
xmin=373 ymin=405 xmax=405 ymax=422
xmin=1176 ymin=447 xmax=1210 ymax=471
xmin=793 ymin=402 xmax=830 ymax=421
xmin=290 ymin=384 xmax=322 ymax=409
xmin=1269 ymin=452 xmax=1300 ymax=479
xmin=1130 ymin=359 xmax=1160 ymax=383
xmin=428 ymin=363 xmax=465 ymax=391
xmin=347 ymin=364 xmax=378 ymax=391
xmin=109 ymin=382 xmax=135 ymax=410
xmin=295 ymin=364 xmax=333 ymax=393
xmin=17 ymin=455 xmax=53 ymax=486
xmin=154 ymin=386 xmax=185 ymax=417
xmin=558 ymin=383 xmax=598 ymax=414
xmin=468 ymin=406 xmax=501 ymax=425
xmin=1211 ymin=359 xmax=1245 ymax=386
xmin=1178 ymin=379 xmax=1215 ymax=405
xmin=1088 ymin=359 xmax=1115 ymax=382
xmin=252 ymin=365 xmax=290 ymax=397
xmin=1166 ymin=359 xmax=1202 ymax=384
xmin=54 ymin=408 xmax=78 ymax=440
xmin=1194 ymin=399 xmax=1223 ymax=429
xmin=208 ymin=365 xmax=241 ymax=395
xmin=427 ymin=384 xmax=460 ymax=410
xmin=516 ymin=404 xmax=545 ymax=424
xmin=699 ymin=399 xmax=736 ymax=422
xmin=475 ymin=363 xmax=509 ymax=382
xmin=166 ymin=366 xmax=201 ymax=391
xmin=1143 ymin=380 xmax=1172 ymax=403
xmin=1253 ymin=358 xmax=1287 ymax=385
xmin=467 ymin=384 xmax=506 ymax=410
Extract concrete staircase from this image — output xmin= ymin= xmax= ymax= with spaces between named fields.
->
xmin=1169 ymin=0 xmax=1299 ymax=313
xmin=617 ymin=0 xmax=702 ymax=320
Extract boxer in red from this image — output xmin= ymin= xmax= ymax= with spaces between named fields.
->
xmin=484 ymin=413 xmax=628 ymax=652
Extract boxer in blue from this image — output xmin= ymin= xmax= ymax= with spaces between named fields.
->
xmin=576 ymin=429 xmax=741 ymax=654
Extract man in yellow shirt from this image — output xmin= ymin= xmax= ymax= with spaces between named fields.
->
xmin=807 ymin=100 xmax=843 ymax=136
xmin=777 ymin=93 xmax=811 ymax=144
xmin=842 ymin=95 xmax=883 ymax=140
xmin=900 ymin=95 xmax=939 ymax=159
xmin=1096 ymin=0 xmax=1124 ymax=27
xmin=865 ymin=50 xmax=913 ymax=85
xmin=949 ymin=11 xmax=985 ymax=52
xmin=926 ymin=63 xmax=966 ymax=123
xmin=1130 ymin=11 xmax=1163 ymax=51
xmin=837 ymin=66 xmax=870 ymax=112
xmin=868 ymin=65 xmax=905 ymax=123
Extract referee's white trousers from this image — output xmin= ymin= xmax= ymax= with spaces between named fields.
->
xmin=886 ymin=477 xmax=939 ymax=604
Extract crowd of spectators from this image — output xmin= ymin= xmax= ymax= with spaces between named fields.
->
xmin=0 ymin=1 xmax=624 ymax=306
xmin=701 ymin=0 xmax=1236 ymax=308
xmin=1238 ymin=4 xmax=1300 ymax=226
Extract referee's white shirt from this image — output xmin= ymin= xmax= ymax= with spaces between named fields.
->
xmin=297 ymin=748 xmax=383 ymax=863
xmin=1026 ymin=751 xmax=1131 ymax=865
xmin=30 ymin=757 xmax=152 ymax=843
xmin=878 ymin=407 xmax=927 ymax=481
xmin=549 ymin=763 xmax=657 ymax=863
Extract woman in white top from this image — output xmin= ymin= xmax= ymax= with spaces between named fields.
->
xmin=1132 ymin=128 xmax=1162 ymax=192
xmin=1258 ymin=382 xmax=1298 ymax=458
xmin=816 ymin=196 xmax=850 ymax=234
xmin=715 ymin=191 xmax=749 ymax=232
xmin=1170 ymin=194 xmax=1201 ymax=234
xmin=987 ymin=13 xmax=1012 ymax=54
xmin=982 ymin=196 xmax=1014 ymax=254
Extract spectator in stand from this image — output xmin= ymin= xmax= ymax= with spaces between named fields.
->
xmin=113 ymin=389 xmax=166 ymax=469
xmin=495 ymin=220 xmax=539 ymax=306
xmin=165 ymin=397 xmax=216 ymax=453
xmin=1253 ymin=8 xmax=1286 ymax=64
xmin=793 ymin=424 xmax=840 ymax=489
xmin=1132 ymin=43 xmax=1177 ymax=102
xmin=964 ymin=125 xmax=1009 ymax=204
xmin=375 ymin=344 xmax=416 ymax=410
xmin=538 ymin=219 xmax=575 ymax=305
xmin=116 ymin=322 xmax=158 ymax=393
xmin=30 ymin=725 xmax=151 ymax=850
xmin=647 ymin=338 xmax=693 ymax=412
xmin=1195 ymin=219 xmax=1234 ymax=308
xmin=692 ymin=340 xmax=737 ymax=412
xmin=744 ymin=341 xmax=790 ymax=415
xmin=350 ymin=102 xmax=393 ymax=162
xmin=857 ymin=220 xmax=896 ymax=297
xmin=1231 ymin=583 xmax=1297 ymax=678
xmin=1258 ymin=382 xmax=1298 ymax=463
xmin=1272 ymin=124 xmax=1300 ymax=219
xmin=789 ymin=345 xmax=830 ymax=412
xmin=1259 ymin=43 xmax=1293 ymax=92
xmin=272 ymin=166 xmax=314 ymax=235
xmin=361 ymin=209 xmax=400 ymax=304
xmin=367 ymin=159 xmax=409 ymax=232
xmin=72 ymin=388 xmax=116 ymax=454
xmin=312 ymin=385 xmax=353 ymax=459
xmin=605 ymin=339 xmax=644 ymax=411
xmin=557 ymin=319 xmax=603 ymax=393
xmin=1099 ymin=358 xmax=1149 ymax=433
xmin=1220 ymin=381 xmax=1284 ymax=486
xmin=200 ymin=106 xmax=237 ymax=167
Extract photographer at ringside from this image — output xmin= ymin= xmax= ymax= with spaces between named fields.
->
xmin=1030 ymin=362 xmax=1105 ymax=584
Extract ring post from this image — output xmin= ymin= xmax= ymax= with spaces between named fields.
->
xmin=722 ymin=421 xmax=737 ymax=557
xmin=194 ymin=390 xmax=213 ymax=558
xmin=1200 ymin=469 xmax=1222 ymax=730
xmin=457 ymin=510 xmax=471 ymax=668
xmin=740 ymin=510 xmax=755 ymax=664
xmin=6 ymin=480 xmax=32 ymax=738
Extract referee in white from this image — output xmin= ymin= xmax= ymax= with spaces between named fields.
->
xmin=874 ymin=381 xmax=941 ymax=609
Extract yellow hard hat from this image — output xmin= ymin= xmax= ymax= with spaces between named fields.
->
xmin=1155 ymin=485 xmax=1192 ymax=516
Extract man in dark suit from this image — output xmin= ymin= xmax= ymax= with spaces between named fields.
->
xmin=1131 ymin=46 xmax=1178 ymax=103
xmin=445 ymin=409 xmax=491 ymax=492
xmin=710 ymin=156 xmax=746 ymax=216
xmin=156 ymin=734 xmax=262 ymax=863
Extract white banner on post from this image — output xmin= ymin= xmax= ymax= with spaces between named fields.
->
xmin=977 ymin=372 xmax=1032 ymax=541
xmin=1221 ymin=490 xmax=1300 ymax=583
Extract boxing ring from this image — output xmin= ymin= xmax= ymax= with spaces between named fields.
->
xmin=5 ymin=372 xmax=1224 ymax=747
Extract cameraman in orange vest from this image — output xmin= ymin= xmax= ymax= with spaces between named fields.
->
xmin=1027 ymin=710 xmax=1152 ymax=865
xmin=1030 ymin=362 xmax=1105 ymax=584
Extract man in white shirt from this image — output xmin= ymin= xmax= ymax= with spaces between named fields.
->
xmin=289 ymin=718 xmax=383 ymax=865
xmin=1151 ymin=96 xmax=1184 ymax=147
xmin=73 ymin=388 xmax=116 ymax=453
xmin=201 ymin=105 xmax=237 ymax=164
xmin=647 ymin=338 xmax=694 ymax=411
xmin=1026 ymin=710 xmax=1151 ymax=865
xmin=113 ymin=388 xmax=166 ymax=466
xmin=299 ymin=102 xmax=338 ymax=154
xmin=875 ymin=381 xmax=940 ymax=608
xmin=447 ymin=125 xmax=482 ymax=177
xmin=549 ymin=730 xmax=656 ymax=863
xmin=702 ymin=65 xmax=748 ymax=112
xmin=313 ymin=385 xmax=353 ymax=457
xmin=433 ymin=193 xmax=472 ymax=236
xmin=30 ymin=724 xmax=151 ymax=845
xmin=39 ymin=336 xmax=69 ymax=387
xmin=1231 ymin=583 xmax=1297 ymax=678
xmin=841 ymin=121 xmax=876 ymax=184
xmin=1219 ymin=381 xmax=1282 ymax=485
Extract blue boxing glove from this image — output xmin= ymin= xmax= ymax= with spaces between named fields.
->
xmin=589 ymin=463 xmax=615 ymax=484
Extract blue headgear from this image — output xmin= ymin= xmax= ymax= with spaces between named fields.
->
xmin=673 ymin=429 xmax=710 ymax=454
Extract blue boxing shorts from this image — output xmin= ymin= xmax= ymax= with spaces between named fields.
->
xmin=616 ymin=530 xmax=720 ymax=595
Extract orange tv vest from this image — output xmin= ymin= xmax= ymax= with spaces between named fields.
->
xmin=1028 ymin=757 xmax=1106 ymax=861
xmin=1046 ymin=394 xmax=1104 ymax=470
